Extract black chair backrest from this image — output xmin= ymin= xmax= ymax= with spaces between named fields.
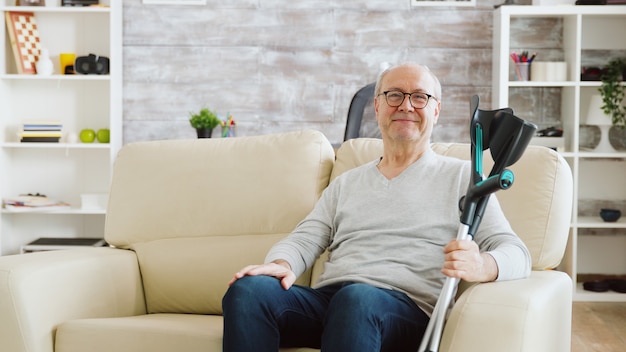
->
xmin=344 ymin=82 xmax=379 ymax=141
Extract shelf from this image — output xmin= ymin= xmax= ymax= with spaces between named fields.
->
xmin=0 ymin=5 xmax=110 ymax=13
xmin=2 ymin=142 xmax=111 ymax=149
xmin=506 ymin=81 xmax=625 ymax=88
xmin=507 ymin=81 xmax=577 ymax=88
xmin=544 ymin=150 xmax=626 ymax=159
xmin=576 ymin=216 xmax=626 ymax=228
xmin=579 ymin=81 xmax=603 ymax=87
xmin=0 ymin=74 xmax=110 ymax=81
xmin=574 ymin=283 xmax=626 ymax=302
xmin=1 ymin=207 xmax=106 ymax=215
xmin=577 ymin=151 xmax=626 ymax=159
xmin=499 ymin=5 xmax=626 ymax=17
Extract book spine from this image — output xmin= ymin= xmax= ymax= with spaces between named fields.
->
xmin=20 ymin=131 xmax=63 ymax=137
xmin=20 ymin=137 xmax=61 ymax=143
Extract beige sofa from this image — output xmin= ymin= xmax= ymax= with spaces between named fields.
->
xmin=0 ymin=130 xmax=573 ymax=352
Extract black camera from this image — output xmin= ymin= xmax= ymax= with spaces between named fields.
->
xmin=75 ymin=54 xmax=109 ymax=75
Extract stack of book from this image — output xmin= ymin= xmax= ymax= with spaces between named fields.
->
xmin=20 ymin=121 xmax=63 ymax=143
xmin=3 ymin=194 xmax=70 ymax=212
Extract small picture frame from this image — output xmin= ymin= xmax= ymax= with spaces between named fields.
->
xmin=16 ymin=0 xmax=46 ymax=6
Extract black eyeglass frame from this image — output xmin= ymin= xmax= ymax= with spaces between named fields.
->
xmin=377 ymin=90 xmax=437 ymax=109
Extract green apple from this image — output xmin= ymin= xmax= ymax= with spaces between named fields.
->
xmin=96 ymin=128 xmax=110 ymax=143
xmin=80 ymin=129 xmax=96 ymax=143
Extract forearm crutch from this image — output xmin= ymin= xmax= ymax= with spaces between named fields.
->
xmin=418 ymin=95 xmax=537 ymax=352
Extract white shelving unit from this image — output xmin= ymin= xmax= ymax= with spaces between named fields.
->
xmin=0 ymin=0 xmax=122 ymax=255
xmin=493 ymin=5 xmax=626 ymax=302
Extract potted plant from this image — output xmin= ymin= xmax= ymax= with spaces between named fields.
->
xmin=189 ymin=107 xmax=220 ymax=138
xmin=598 ymin=58 xmax=626 ymax=128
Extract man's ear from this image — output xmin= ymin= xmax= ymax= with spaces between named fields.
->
xmin=432 ymin=100 xmax=441 ymax=125
xmin=374 ymin=96 xmax=381 ymax=121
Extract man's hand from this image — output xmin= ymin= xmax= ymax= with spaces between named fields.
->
xmin=228 ymin=259 xmax=296 ymax=290
xmin=441 ymin=239 xmax=498 ymax=283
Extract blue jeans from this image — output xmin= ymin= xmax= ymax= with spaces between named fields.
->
xmin=222 ymin=275 xmax=429 ymax=352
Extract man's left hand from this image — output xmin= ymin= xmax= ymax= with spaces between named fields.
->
xmin=441 ymin=239 xmax=498 ymax=282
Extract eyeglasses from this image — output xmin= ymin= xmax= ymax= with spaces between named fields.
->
xmin=377 ymin=90 xmax=436 ymax=109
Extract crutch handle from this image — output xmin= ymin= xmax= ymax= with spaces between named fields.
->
xmin=460 ymin=170 xmax=513 ymax=226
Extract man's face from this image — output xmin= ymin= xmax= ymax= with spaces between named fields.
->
xmin=374 ymin=65 xmax=441 ymax=144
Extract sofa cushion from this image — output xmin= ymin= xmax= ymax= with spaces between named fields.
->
xmin=133 ymin=234 xmax=294 ymax=314
xmin=56 ymin=314 xmax=222 ymax=352
xmin=56 ymin=314 xmax=320 ymax=352
xmin=104 ymin=130 xmax=335 ymax=314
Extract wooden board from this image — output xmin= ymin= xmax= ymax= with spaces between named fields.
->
xmin=5 ymin=11 xmax=41 ymax=74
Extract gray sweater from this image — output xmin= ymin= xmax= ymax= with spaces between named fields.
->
xmin=266 ymin=148 xmax=531 ymax=315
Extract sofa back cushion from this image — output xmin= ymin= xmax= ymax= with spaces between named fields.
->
xmin=105 ymin=130 xmax=335 ymax=314
xmin=312 ymin=138 xmax=572 ymax=283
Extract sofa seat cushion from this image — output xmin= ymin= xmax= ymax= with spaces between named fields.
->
xmin=56 ymin=314 xmax=321 ymax=352
xmin=55 ymin=314 xmax=222 ymax=352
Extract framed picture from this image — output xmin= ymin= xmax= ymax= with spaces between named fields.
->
xmin=16 ymin=0 xmax=45 ymax=5
xmin=411 ymin=0 xmax=476 ymax=6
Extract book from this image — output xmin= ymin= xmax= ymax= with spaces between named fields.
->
xmin=23 ymin=124 xmax=63 ymax=131
xmin=21 ymin=237 xmax=107 ymax=253
xmin=5 ymin=11 xmax=42 ymax=74
xmin=22 ymin=120 xmax=62 ymax=125
xmin=3 ymin=203 xmax=69 ymax=212
xmin=20 ymin=137 xmax=61 ymax=143
xmin=22 ymin=120 xmax=62 ymax=129
xmin=3 ymin=195 xmax=70 ymax=212
xmin=20 ymin=131 xmax=63 ymax=137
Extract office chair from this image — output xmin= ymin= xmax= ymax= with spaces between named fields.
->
xmin=343 ymin=82 xmax=380 ymax=141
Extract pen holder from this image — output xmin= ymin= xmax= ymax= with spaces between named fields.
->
xmin=514 ymin=62 xmax=530 ymax=81
xmin=221 ymin=125 xmax=236 ymax=138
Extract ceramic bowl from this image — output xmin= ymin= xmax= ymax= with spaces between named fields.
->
xmin=600 ymin=208 xmax=622 ymax=222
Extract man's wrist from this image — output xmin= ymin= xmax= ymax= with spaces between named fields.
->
xmin=272 ymin=259 xmax=292 ymax=271
xmin=481 ymin=253 xmax=499 ymax=282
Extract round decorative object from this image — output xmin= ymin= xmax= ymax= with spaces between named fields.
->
xmin=599 ymin=208 xmax=621 ymax=222
xmin=578 ymin=125 xmax=600 ymax=150
xmin=79 ymin=129 xmax=96 ymax=143
xmin=608 ymin=126 xmax=626 ymax=151
xmin=96 ymin=129 xmax=110 ymax=143
xmin=66 ymin=132 xmax=78 ymax=144
xmin=583 ymin=280 xmax=610 ymax=292
xmin=607 ymin=279 xmax=626 ymax=293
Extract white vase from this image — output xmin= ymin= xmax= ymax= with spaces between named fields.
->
xmin=36 ymin=48 xmax=54 ymax=76
xmin=585 ymin=94 xmax=615 ymax=153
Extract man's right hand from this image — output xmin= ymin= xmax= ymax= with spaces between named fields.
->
xmin=228 ymin=260 xmax=296 ymax=290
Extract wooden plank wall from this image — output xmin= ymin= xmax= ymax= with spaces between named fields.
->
xmin=122 ymin=0 xmax=561 ymax=145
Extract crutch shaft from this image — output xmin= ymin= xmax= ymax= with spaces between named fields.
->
xmin=417 ymin=225 xmax=470 ymax=352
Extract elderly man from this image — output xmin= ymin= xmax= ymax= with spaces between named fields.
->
xmin=222 ymin=63 xmax=531 ymax=352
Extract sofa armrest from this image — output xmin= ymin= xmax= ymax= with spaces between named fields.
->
xmin=0 ymin=247 xmax=146 ymax=352
xmin=441 ymin=270 xmax=572 ymax=352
